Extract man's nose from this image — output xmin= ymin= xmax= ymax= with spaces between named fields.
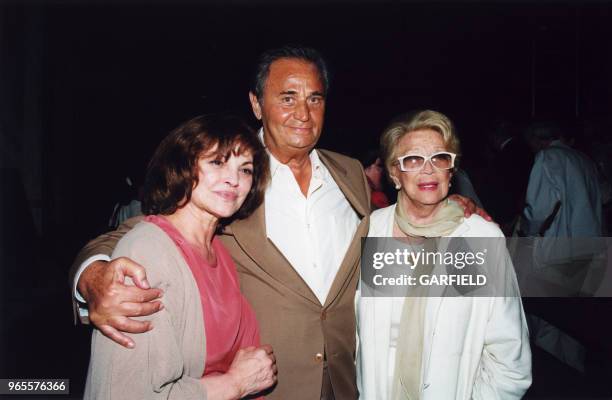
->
xmin=293 ymin=100 xmax=310 ymax=122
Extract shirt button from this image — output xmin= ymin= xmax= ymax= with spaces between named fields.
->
xmin=314 ymin=353 xmax=324 ymax=363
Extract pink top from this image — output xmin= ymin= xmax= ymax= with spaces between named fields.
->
xmin=146 ymin=215 xmax=261 ymax=376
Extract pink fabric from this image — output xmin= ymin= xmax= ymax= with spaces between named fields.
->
xmin=146 ymin=215 xmax=261 ymax=376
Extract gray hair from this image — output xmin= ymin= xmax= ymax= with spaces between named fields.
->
xmin=251 ymin=45 xmax=329 ymax=102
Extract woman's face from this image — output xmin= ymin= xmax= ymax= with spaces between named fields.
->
xmin=390 ymin=129 xmax=452 ymax=208
xmin=189 ymin=146 xmax=254 ymax=219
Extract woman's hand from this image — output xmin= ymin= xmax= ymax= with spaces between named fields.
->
xmin=201 ymin=345 xmax=277 ymax=399
xmin=227 ymin=345 xmax=277 ymax=397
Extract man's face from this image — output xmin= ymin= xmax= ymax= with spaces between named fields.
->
xmin=249 ymin=58 xmax=326 ymax=160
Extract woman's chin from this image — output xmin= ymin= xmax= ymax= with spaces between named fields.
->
xmin=405 ymin=192 xmax=447 ymax=207
xmin=208 ymin=205 xmax=242 ymax=220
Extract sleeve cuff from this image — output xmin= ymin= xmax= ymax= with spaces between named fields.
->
xmin=73 ymin=254 xmax=112 ymax=303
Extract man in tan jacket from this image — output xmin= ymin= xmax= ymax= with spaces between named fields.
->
xmin=73 ymin=46 xmax=369 ymax=400
xmin=71 ymin=46 xmax=482 ymax=399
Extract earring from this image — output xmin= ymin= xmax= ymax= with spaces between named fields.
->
xmin=395 ymin=183 xmax=401 ymax=190
xmin=449 ymin=182 xmax=452 ymax=188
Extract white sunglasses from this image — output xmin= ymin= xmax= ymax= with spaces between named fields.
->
xmin=396 ymin=151 xmax=457 ymax=172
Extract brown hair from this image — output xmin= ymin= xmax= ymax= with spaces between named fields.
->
xmin=143 ymin=114 xmax=269 ymax=225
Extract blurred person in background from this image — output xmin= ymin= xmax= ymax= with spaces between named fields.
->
xmin=360 ymin=149 xmax=391 ymax=210
xmin=520 ymin=120 xmax=601 ymax=238
xmin=486 ymin=120 xmax=534 ymax=235
xmin=108 ymin=175 xmax=143 ymax=228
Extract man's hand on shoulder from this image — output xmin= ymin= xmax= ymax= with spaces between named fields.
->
xmin=448 ymin=194 xmax=493 ymax=222
xmin=78 ymin=258 xmax=164 ymax=348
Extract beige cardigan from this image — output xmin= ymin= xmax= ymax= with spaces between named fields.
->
xmin=84 ymin=221 xmax=207 ymax=400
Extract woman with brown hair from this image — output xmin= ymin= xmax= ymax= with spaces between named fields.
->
xmin=85 ymin=114 xmax=276 ymax=399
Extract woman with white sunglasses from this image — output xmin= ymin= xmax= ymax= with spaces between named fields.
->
xmin=356 ymin=110 xmax=532 ymax=400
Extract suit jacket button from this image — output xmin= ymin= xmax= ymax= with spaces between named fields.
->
xmin=321 ymin=310 xmax=327 ymax=320
xmin=314 ymin=353 xmax=324 ymax=363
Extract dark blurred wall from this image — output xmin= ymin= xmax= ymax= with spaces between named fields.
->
xmin=0 ymin=1 xmax=611 ymax=393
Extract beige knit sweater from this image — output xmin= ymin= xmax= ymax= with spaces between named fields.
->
xmin=84 ymin=221 xmax=208 ymax=400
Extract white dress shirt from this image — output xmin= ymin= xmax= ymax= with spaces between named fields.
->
xmin=264 ymin=144 xmax=360 ymax=305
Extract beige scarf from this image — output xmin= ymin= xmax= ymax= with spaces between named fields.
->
xmin=391 ymin=194 xmax=464 ymax=400
xmin=394 ymin=192 xmax=464 ymax=238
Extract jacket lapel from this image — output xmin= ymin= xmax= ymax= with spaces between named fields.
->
xmin=229 ymin=204 xmax=321 ymax=306
xmin=318 ymin=150 xmax=370 ymax=218
xmin=318 ymin=150 xmax=371 ymax=307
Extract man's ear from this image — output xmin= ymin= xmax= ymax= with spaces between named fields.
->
xmin=249 ymin=92 xmax=262 ymax=120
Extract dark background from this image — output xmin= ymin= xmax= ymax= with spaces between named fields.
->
xmin=1 ymin=0 xmax=611 ymax=398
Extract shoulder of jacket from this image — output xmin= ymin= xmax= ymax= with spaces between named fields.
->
xmin=317 ymin=148 xmax=361 ymax=168
xmin=122 ymin=220 xmax=169 ymax=243
xmin=541 ymin=143 xmax=573 ymax=160
xmin=460 ymin=215 xmax=505 ymax=238
xmin=117 ymin=221 xmax=184 ymax=266
xmin=368 ymin=204 xmax=396 ymax=236
xmin=115 ymin=221 xmax=190 ymax=284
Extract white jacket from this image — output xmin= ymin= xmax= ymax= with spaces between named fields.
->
xmin=357 ymin=204 xmax=532 ymax=399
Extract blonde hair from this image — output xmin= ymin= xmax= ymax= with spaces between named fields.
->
xmin=380 ymin=110 xmax=461 ymax=173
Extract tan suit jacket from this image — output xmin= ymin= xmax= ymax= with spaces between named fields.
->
xmin=71 ymin=149 xmax=371 ymax=400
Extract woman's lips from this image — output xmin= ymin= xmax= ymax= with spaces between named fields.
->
xmin=215 ymin=191 xmax=238 ymax=201
xmin=417 ymin=182 xmax=438 ymax=191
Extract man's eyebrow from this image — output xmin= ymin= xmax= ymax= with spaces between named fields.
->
xmin=277 ymin=90 xmax=325 ymax=97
